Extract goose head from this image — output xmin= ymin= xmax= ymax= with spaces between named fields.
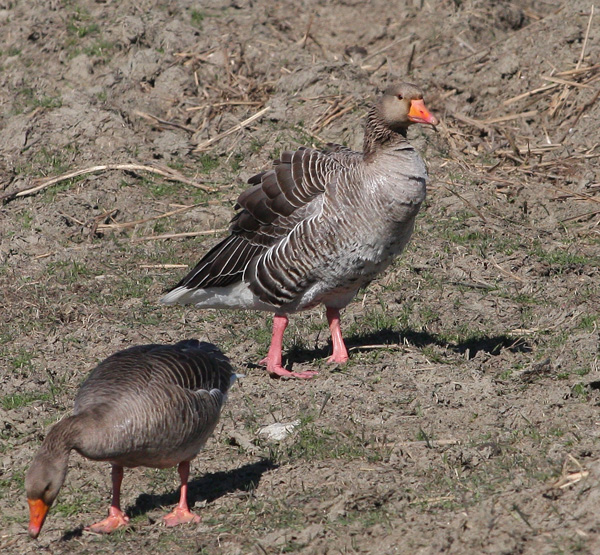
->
xmin=25 ymin=448 xmax=69 ymax=538
xmin=378 ymin=82 xmax=438 ymax=131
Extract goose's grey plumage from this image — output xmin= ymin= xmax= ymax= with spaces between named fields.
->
xmin=25 ymin=340 xmax=236 ymax=538
xmin=162 ymin=82 xmax=438 ymax=379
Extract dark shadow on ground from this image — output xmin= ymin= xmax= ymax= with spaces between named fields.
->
xmin=61 ymin=459 xmax=275 ymax=540
xmin=129 ymin=459 xmax=275 ymax=517
xmin=285 ymin=327 xmax=532 ymax=366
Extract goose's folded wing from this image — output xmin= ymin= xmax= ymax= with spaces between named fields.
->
xmin=170 ymin=146 xmax=357 ymax=290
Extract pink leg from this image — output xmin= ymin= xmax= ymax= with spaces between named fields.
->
xmin=326 ymin=307 xmax=349 ymax=364
xmin=163 ymin=461 xmax=201 ymax=527
xmin=259 ymin=314 xmax=318 ymax=379
xmin=87 ymin=465 xmax=130 ymax=533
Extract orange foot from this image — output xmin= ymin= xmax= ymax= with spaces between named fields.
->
xmin=163 ymin=507 xmax=201 ymax=527
xmin=86 ymin=507 xmax=129 ymax=533
xmin=327 ymin=354 xmax=349 ymax=364
xmin=267 ymin=363 xmax=318 ymax=379
xmin=259 ymin=357 xmax=318 ymax=379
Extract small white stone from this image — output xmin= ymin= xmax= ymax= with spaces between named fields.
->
xmin=257 ymin=419 xmax=301 ymax=441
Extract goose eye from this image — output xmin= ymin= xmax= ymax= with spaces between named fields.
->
xmin=396 ymin=94 xmax=403 ymax=100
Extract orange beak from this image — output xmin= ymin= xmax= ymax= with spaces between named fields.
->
xmin=408 ymin=99 xmax=438 ymax=126
xmin=27 ymin=498 xmax=50 ymax=539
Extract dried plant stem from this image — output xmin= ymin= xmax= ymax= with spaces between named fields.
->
xmin=140 ymin=264 xmax=189 ymax=269
xmin=439 ymin=181 xmax=488 ymax=223
xmin=186 ymin=101 xmax=263 ymax=112
xmin=135 ymin=111 xmax=196 ymax=133
xmin=503 ymin=84 xmax=558 ymax=106
xmin=97 ymin=204 xmax=202 ymax=231
xmin=194 ymin=106 xmax=270 ymax=151
xmin=453 ymin=110 xmax=537 ymax=128
xmin=361 ymin=36 xmax=412 ymax=63
xmin=550 ymin=6 xmax=595 ymax=117
xmin=312 ymin=96 xmax=357 ymax=134
xmin=576 ymin=6 xmax=594 ymax=70
xmin=133 ymin=228 xmax=227 ymax=242
xmin=1 ymin=163 xmax=216 ymax=203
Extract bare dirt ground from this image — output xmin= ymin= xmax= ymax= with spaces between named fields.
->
xmin=1 ymin=0 xmax=600 ymax=553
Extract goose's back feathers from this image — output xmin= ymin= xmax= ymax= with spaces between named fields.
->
xmin=71 ymin=340 xmax=235 ymax=468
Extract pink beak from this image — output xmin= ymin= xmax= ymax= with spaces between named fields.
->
xmin=408 ymin=99 xmax=439 ymax=126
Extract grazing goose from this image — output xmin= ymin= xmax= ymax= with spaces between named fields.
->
xmin=25 ymin=340 xmax=236 ymax=538
xmin=162 ymin=82 xmax=438 ymax=379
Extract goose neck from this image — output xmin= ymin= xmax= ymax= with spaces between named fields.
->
xmin=362 ymin=107 xmax=409 ymax=161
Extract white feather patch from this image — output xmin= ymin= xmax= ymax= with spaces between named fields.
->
xmin=160 ymin=282 xmax=273 ymax=311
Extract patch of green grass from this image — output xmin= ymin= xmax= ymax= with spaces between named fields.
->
xmin=249 ymin=137 xmax=265 ymax=153
xmin=271 ymin=418 xmax=389 ymax=464
xmin=67 ymin=20 xmax=99 ymax=38
xmin=416 ymin=428 xmax=434 ymax=444
xmin=34 ymin=146 xmax=69 ymax=173
xmin=13 ymin=88 xmax=63 ymax=114
xmin=144 ymin=467 xmax=176 ymax=493
xmin=443 ymin=228 xmax=487 ymax=247
xmin=282 ymin=541 xmax=308 ymax=553
xmin=16 ymin=146 xmax=73 ymax=178
xmin=531 ymin=240 xmax=596 ymax=272
xmin=148 ymin=181 xmax=177 ymax=198
xmin=190 ymin=9 xmax=205 ymax=28
xmin=242 ymin=496 xmax=305 ymax=530
xmin=419 ymin=345 xmax=448 ymax=364
xmin=105 ymin=275 xmax=156 ymax=303
xmin=418 ymin=305 xmax=440 ymax=328
xmin=153 ymin=221 xmax=168 ymax=235
xmin=229 ymin=153 xmax=244 ymax=172
xmin=54 ymin=492 xmax=98 ymax=518
xmin=499 ymin=361 xmax=525 ymax=380
xmin=66 ymin=6 xmax=100 ymax=39
xmin=41 ymin=178 xmax=81 ymax=202
xmin=495 ymin=236 xmax=525 ymax=256
xmin=17 ymin=209 xmax=33 ymax=229
xmin=571 ymin=382 xmax=588 ymax=399
xmin=0 ymin=469 xmax=25 ymax=497
xmin=167 ymin=157 xmax=186 ymax=171
xmin=0 ymin=330 xmax=14 ymax=346
xmin=83 ymin=39 xmax=115 ymax=58
xmin=291 ymin=124 xmax=324 ymax=148
xmin=510 ymin=292 xmax=540 ymax=305
xmin=39 ymin=95 xmax=63 ymax=109
xmin=47 ymin=260 xmax=93 ymax=283
xmin=197 ymin=153 xmax=220 ymax=173
xmin=1 ymin=391 xmax=52 ymax=410
xmin=542 ymin=330 xmax=570 ymax=350
xmin=579 ymin=314 xmax=598 ymax=332
xmin=7 ymin=349 xmax=35 ymax=373
xmin=576 ymin=366 xmax=591 ymax=377
xmin=346 ymin=308 xmax=400 ymax=338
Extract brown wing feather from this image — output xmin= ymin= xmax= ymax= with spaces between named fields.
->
xmin=169 ymin=145 xmax=360 ymax=292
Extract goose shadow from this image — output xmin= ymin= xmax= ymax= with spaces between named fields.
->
xmin=284 ymin=327 xmax=531 ymax=367
xmin=61 ymin=459 xmax=275 ymax=540
xmin=129 ymin=459 xmax=275 ymax=518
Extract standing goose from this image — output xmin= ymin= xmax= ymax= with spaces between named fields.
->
xmin=25 ymin=340 xmax=236 ymax=538
xmin=162 ymin=82 xmax=438 ymax=379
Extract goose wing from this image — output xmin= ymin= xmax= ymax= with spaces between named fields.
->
xmin=169 ymin=146 xmax=360 ymax=291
